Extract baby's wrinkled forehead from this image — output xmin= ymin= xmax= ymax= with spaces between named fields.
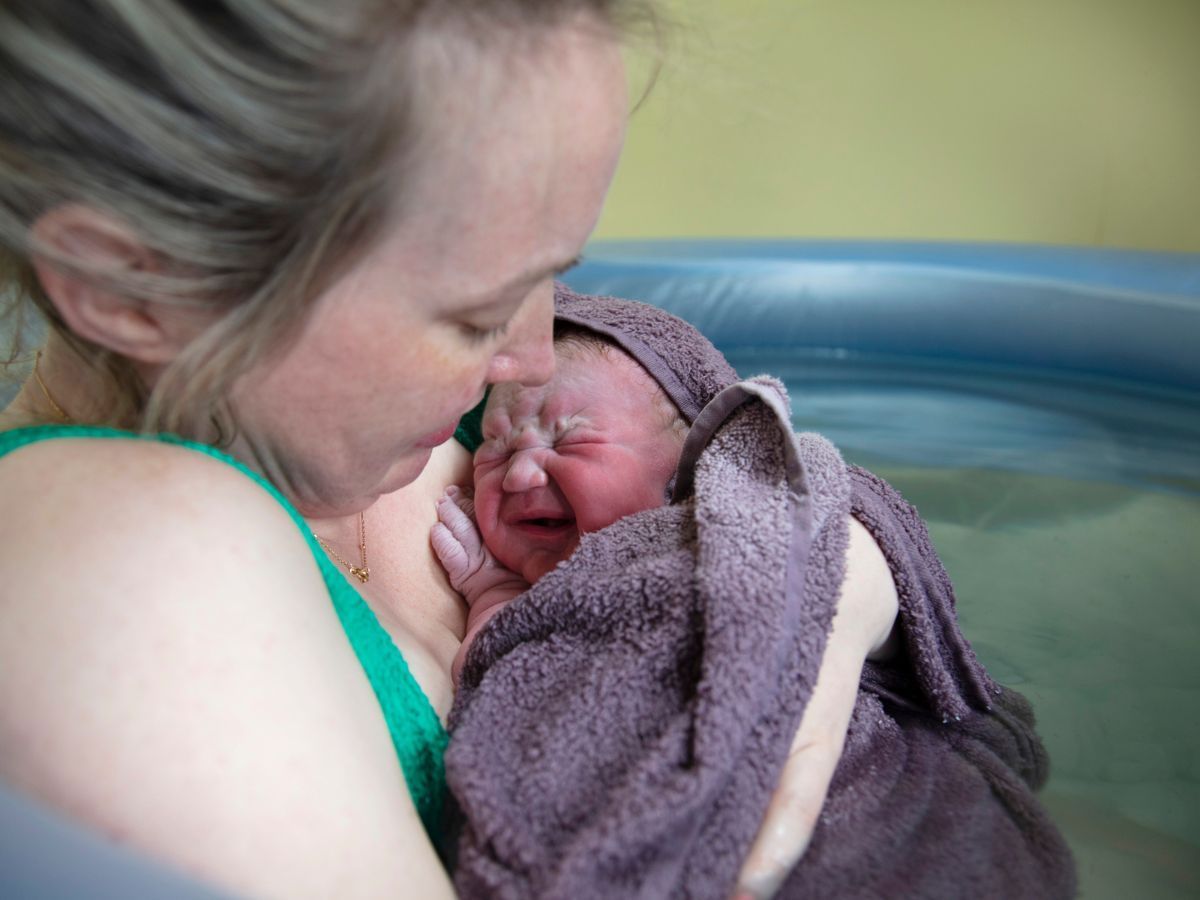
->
xmin=481 ymin=345 xmax=635 ymax=437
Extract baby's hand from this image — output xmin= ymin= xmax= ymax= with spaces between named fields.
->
xmin=431 ymin=486 xmax=486 ymax=592
xmin=432 ymin=486 xmax=529 ymax=607
xmin=434 ymin=485 xmax=531 ymax=687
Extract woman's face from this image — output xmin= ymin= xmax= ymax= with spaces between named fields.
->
xmin=227 ymin=21 xmax=628 ymax=517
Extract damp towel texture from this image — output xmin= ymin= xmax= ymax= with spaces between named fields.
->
xmin=444 ymin=285 xmax=1076 ymax=899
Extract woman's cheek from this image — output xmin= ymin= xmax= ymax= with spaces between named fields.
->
xmin=431 ymin=346 xmax=492 ymax=414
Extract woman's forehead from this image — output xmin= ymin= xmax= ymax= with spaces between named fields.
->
xmin=380 ymin=20 xmax=628 ymax=307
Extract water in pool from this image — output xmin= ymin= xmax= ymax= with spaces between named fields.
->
xmin=725 ymin=348 xmax=1200 ymax=899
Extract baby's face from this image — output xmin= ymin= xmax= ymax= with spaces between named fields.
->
xmin=473 ymin=347 xmax=683 ymax=584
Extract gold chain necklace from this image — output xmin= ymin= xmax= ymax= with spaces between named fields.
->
xmin=314 ymin=511 xmax=370 ymax=584
xmin=33 ymin=350 xmax=72 ymax=422
xmin=35 ymin=347 xmax=371 ymax=584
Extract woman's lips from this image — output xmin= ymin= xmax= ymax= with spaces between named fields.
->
xmin=414 ymin=422 xmax=458 ymax=449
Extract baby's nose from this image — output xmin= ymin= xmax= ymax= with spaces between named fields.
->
xmin=502 ymin=448 xmax=549 ymax=493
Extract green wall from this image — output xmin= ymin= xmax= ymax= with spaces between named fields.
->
xmin=595 ymin=0 xmax=1200 ymax=252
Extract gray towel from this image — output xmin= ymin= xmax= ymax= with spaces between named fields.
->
xmin=444 ymin=286 xmax=1076 ymax=899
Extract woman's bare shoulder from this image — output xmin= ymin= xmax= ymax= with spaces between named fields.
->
xmin=0 ymin=433 xmax=286 ymax=517
xmin=0 ymin=436 xmax=305 ymax=608
xmin=0 ymin=431 xmax=316 ymax=602
xmin=0 ymin=436 xmax=454 ymax=898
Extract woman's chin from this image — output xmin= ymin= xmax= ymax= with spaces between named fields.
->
xmin=379 ymin=447 xmax=435 ymax=494
xmin=312 ymin=449 xmax=433 ymax=515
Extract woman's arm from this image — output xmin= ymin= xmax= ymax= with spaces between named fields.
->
xmin=0 ymin=439 xmax=454 ymax=899
xmin=734 ymin=516 xmax=898 ymax=899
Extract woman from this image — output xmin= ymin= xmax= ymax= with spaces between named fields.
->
xmin=0 ymin=3 xmax=896 ymax=897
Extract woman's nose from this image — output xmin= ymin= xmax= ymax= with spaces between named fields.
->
xmin=486 ymin=282 xmax=556 ymax=387
xmin=502 ymin=449 xmax=549 ymax=493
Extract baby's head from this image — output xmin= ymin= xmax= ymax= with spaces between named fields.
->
xmin=472 ymin=326 xmax=688 ymax=584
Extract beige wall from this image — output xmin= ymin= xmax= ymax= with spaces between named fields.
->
xmin=594 ymin=0 xmax=1200 ymax=252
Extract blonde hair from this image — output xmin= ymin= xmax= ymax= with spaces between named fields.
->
xmin=0 ymin=0 xmax=662 ymax=439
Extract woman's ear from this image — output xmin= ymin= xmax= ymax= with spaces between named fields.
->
xmin=30 ymin=205 xmax=209 ymax=364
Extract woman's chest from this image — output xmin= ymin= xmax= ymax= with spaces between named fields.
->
xmin=352 ymin=444 xmax=472 ymax=722
xmin=359 ymin=573 xmax=462 ymax=723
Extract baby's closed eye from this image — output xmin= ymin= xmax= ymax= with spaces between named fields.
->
xmin=472 ymin=446 xmax=511 ymax=473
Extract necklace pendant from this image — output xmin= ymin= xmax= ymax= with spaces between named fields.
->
xmin=349 ymin=565 xmax=370 ymax=584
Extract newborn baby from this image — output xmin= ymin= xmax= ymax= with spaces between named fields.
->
xmin=441 ymin=288 xmax=1075 ymax=899
xmin=432 ymin=328 xmax=688 ymax=685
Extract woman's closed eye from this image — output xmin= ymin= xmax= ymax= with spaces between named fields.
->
xmin=455 ymin=256 xmax=581 ymax=346
xmin=460 ymin=320 xmax=511 ymax=344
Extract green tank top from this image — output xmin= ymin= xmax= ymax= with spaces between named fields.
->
xmin=0 ymin=424 xmax=448 ymax=839
xmin=453 ymin=393 xmax=487 ymax=453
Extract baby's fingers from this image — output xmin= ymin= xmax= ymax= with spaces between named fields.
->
xmin=437 ymin=493 xmax=482 ymax=549
xmin=445 ymin=483 xmax=476 ymax=518
xmin=455 ymin=493 xmax=476 ymax=520
xmin=430 ymin=521 xmax=470 ymax=581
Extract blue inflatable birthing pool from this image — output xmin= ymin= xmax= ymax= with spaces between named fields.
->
xmin=565 ymin=239 xmax=1200 ymax=900
xmin=3 ymin=240 xmax=1198 ymax=898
